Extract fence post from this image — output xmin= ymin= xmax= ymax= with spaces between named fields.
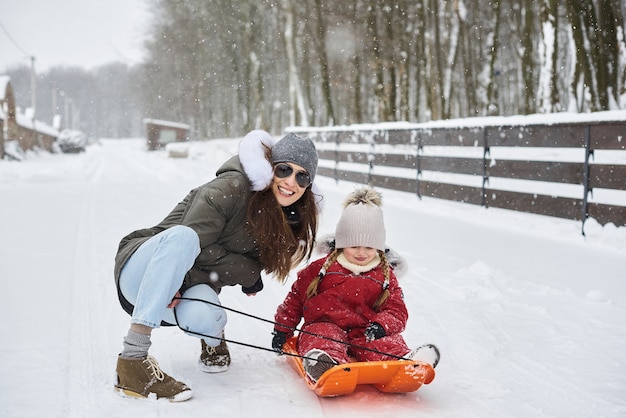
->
xmin=481 ymin=127 xmax=489 ymax=207
xmin=367 ymin=131 xmax=375 ymax=186
xmin=333 ymin=132 xmax=339 ymax=183
xmin=581 ymin=125 xmax=593 ymax=235
xmin=416 ymin=130 xmax=422 ymax=198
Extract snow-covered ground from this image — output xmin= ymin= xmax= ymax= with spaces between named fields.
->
xmin=0 ymin=137 xmax=625 ymax=418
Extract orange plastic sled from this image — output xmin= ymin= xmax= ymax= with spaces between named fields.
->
xmin=283 ymin=337 xmax=435 ymax=397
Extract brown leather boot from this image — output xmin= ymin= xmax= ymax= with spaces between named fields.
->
xmin=115 ymin=355 xmax=192 ymax=402
xmin=199 ymin=336 xmax=230 ymax=373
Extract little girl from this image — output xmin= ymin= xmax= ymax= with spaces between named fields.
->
xmin=272 ymin=187 xmax=439 ymax=382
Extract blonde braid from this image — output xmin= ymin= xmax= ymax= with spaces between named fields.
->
xmin=306 ymin=249 xmax=341 ymax=298
xmin=373 ymin=250 xmax=391 ymax=311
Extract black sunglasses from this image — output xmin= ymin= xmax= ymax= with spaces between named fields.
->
xmin=273 ymin=163 xmax=311 ymax=188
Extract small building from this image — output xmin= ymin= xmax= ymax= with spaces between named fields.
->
xmin=143 ymin=118 xmax=190 ymax=151
xmin=1 ymin=75 xmax=17 ymax=159
xmin=1 ymin=75 xmax=58 ymax=159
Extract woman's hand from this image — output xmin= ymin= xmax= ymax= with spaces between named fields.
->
xmin=242 ymin=276 xmax=264 ymax=296
xmin=167 ymin=291 xmax=182 ymax=308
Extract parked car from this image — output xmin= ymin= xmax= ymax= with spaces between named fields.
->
xmin=56 ymin=129 xmax=87 ymax=153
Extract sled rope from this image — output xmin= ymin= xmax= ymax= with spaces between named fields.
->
xmin=172 ymin=296 xmax=413 ymax=363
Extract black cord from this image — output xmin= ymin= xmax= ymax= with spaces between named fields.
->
xmin=172 ymin=296 xmax=413 ymax=362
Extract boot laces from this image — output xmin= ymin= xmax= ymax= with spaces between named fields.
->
xmin=143 ymin=355 xmax=165 ymax=381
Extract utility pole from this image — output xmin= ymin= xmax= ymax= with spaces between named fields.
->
xmin=29 ymin=55 xmax=43 ymax=148
xmin=30 ymin=56 xmax=36 ymax=116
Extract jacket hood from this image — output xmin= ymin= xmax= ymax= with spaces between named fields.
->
xmin=314 ymin=233 xmax=408 ymax=278
xmin=238 ymin=130 xmax=277 ymax=191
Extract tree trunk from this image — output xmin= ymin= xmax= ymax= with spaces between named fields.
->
xmin=282 ymin=0 xmax=309 ymax=126
xmin=484 ymin=0 xmax=502 ymax=115
xmin=521 ymin=0 xmax=536 ymax=114
xmin=414 ymin=0 xmax=427 ymax=121
xmin=596 ymin=0 xmax=621 ymax=108
xmin=456 ymin=0 xmax=478 ymax=116
xmin=566 ymin=0 xmax=600 ymax=111
xmin=368 ymin=0 xmax=385 ymax=122
xmin=312 ymin=0 xmax=336 ymax=125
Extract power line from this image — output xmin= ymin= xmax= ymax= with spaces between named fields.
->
xmin=0 ymin=19 xmax=32 ymax=58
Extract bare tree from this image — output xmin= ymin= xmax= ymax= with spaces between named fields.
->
xmin=125 ymin=0 xmax=626 ymax=139
xmin=521 ymin=0 xmax=537 ymax=114
xmin=309 ymin=0 xmax=336 ymax=125
xmin=281 ymin=0 xmax=310 ymax=127
xmin=564 ymin=0 xmax=619 ymax=111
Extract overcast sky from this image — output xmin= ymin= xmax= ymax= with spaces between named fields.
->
xmin=0 ymin=0 xmax=150 ymax=73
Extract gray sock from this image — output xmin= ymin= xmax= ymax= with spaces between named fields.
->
xmin=121 ymin=330 xmax=152 ymax=359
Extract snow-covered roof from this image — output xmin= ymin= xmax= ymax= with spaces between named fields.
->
xmin=15 ymin=111 xmax=59 ymax=137
xmin=143 ymin=118 xmax=190 ymax=130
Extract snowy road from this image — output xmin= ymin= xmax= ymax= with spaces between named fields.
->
xmin=1 ymin=138 xmax=625 ymax=417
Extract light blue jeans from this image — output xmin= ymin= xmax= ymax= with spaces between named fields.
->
xmin=119 ymin=225 xmax=226 ymax=346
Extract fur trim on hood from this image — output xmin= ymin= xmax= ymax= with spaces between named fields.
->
xmin=314 ymin=233 xmax=408 ymax=278
xmin=238 ymin=129 xmax=324 ymax=211
xmin=238 ymin=130 xmax=277 ymax=191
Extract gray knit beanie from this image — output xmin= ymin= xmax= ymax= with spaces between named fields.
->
xmin=271 ymin=133 xmax=318 ymax=184
xmin=335 ymin=187 xmax=386 ymax=251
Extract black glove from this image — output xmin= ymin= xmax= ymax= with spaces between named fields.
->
xmin=242 ymin=276 xmax=264 ymax=295
xmin=364 ymin=322 xmax=386 ymax=342
xmin=271 ymin=330 xmax=288 ymax=354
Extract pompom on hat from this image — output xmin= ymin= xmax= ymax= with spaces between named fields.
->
xmin=271 ymin=133 xmax=318 ymax=185
xmin=335 ymin=187 xmax=386 ymax=251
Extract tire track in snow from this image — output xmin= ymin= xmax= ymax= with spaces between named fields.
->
xmin=65 ymin=149 xmax=105 ymax=417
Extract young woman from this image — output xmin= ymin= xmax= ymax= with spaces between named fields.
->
xmin=272 ymin=187 xmax=439 ymax=382
xmin=113 ymin=130 xmax=321 ymax=401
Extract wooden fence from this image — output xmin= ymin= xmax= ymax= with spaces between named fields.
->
xmin=290 ymin=117 xmax=626 ymax=233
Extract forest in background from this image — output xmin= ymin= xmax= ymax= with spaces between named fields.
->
xmin=3 ymin=0 xmax=625 ymax=140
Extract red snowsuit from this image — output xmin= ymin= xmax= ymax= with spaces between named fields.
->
xmin=274 ymin=254 xmax=410 ymax=363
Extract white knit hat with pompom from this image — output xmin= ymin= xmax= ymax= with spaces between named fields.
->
xmin=334 ymin=187 xmax=386 ymax=251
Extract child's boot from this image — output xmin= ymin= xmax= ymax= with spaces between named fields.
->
xmin=409 ymin=344 xmax=440 ymax=368
xmin=303 ymin=349 xmax=338 ymax=382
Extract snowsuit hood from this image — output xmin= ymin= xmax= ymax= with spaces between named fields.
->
xmin=313 ymin=233 xmax=408 ymax=279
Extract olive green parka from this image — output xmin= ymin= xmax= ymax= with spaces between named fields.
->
xmin=114 ymin=130 xmax=283 ymax=316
